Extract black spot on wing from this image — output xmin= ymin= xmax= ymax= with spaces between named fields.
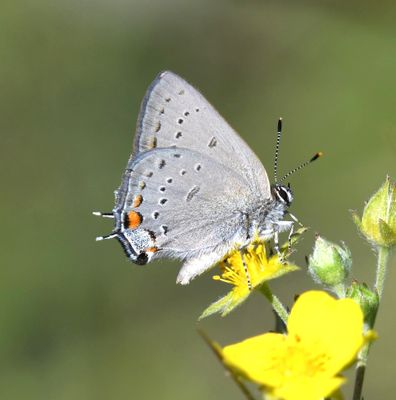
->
xmin=208 ymin=137 xmax=217 ymax=148
xmin=186 ymin=186 xmax=200 ymax=202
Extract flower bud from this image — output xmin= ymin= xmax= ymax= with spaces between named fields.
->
xmin=308 ymin=236 xmax=352 ymax=290
xmin=351 ymin=176 xmax=396 ymax=248
xmin=346 ymin=282 xmax=379 ymax=327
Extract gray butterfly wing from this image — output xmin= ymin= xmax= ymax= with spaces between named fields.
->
xmin=122 ymin=147 xmax=262 ymax=283
xmin=131 ymin=71 xmax=271 ymax=198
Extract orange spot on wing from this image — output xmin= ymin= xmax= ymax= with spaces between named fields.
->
xmin=132 ymin=194 xmax=143 ymax=208
xmin=128 ymin=211 xmax=142 ymax=229
xmin=146 ymin=247 xmax=158 ymax=253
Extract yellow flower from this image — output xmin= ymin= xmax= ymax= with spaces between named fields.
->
xmin=222 ymin=291 xmax=374 ymax=400
xmin=199 ymin=229 xmax=305 ymax=319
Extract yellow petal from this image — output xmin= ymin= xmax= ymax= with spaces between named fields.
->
xmin=223 ymin=333 xmax=287 ymax=386
xmin=223 ymin=330 xmax=347 ymax=400
xmin=201 ymin=240 xmax=299 ymax=318
xmin=270 ymin=375 xmax=345 ymax=400
xmin=199 ymin=289 xmax=249 ymax=319
xmin=287 ymin=291 xmax=364 ymax=374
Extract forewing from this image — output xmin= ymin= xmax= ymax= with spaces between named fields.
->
xmin=122 ymin=147 xmax=256 ymax=257
xmin=131 ymin=71 xmax=271 ymax=198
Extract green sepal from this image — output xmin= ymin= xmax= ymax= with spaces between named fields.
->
xmin=308 ymin=236 xmax=352 ymax=290
xmin=378 ymin=218 xmax=396 ymax=246
xmin=346 ymin=282 xmax=379 ymax=327
xmin=355 ymin=176 xmax=396 ymax=248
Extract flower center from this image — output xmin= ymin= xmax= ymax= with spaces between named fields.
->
xmin=213 ymin=244 xmax=269 ymax=287
xmin=271 ymin=335 xmax=330 ymax=382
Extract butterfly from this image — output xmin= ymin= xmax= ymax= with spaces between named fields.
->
xmin=94 ymin=71 xmax=320 ymax=284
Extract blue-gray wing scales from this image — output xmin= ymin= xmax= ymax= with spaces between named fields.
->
xmin=117 ymin=71 xmax=273 ymax=284
xmin=131 ymin=71 xmax=271 ymax=198
xmin=123 ymin=148 xmax=257 ymax=283
xmin=125 ymin=147 xmax=253 ymax=249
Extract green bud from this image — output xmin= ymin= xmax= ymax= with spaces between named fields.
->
xmin=346 ymin=282 xmax=379 ymax=327
xmin=351 ymin=176 xmax=396 ymax=248
xmin=308 ymin=236 xmax=352 ymax=290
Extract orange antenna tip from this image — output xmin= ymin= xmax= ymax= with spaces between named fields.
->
xmin=310 ymin=152 xmax=323 ymax=162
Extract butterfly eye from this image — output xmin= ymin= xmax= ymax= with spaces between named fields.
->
xmin=279 ymin=189 xmax=289 ymax=203
xmin=275 ymin=185 xmax=293 ymax=206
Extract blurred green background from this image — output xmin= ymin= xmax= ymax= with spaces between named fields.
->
xmin=1 ymin=0 xmax=396 ymax=398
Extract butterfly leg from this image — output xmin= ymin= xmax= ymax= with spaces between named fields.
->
xmin=273 ymin=225 xmax=282 ymax=261
xmin=285 ymin=212 xmax=303 ymax=251
xmin=287 ymin=212 xmax=304 ymax=227
xmin=272 ymin=221 xmax=294 ymax=263
xmin=287 ymin=222 xmax=295 ymax=252
xmin=240 ymin=250 xmax=252 ymax=291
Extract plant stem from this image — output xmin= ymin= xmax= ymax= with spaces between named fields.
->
xmin=353 ymin=246 xmax=391 ymax=399
xmin=352 ymin=365 xmax=366 ymax=400
xmin=333 ymin=282 xmax=346 ymax=299
xmin=352 ymin=344 xmax=369 ymax=400
xmin=259 ymin=283 xmax=289 ymax=326
xmin=374 ymin=246 xmax=390 ymax=299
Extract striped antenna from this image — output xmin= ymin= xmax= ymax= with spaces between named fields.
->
xmin=279 ymin=152 xmax=323 ymax=182
xmin=273 ymin=118 xmax=283 ymax=183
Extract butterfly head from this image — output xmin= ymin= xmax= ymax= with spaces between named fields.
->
xmin=272 ymin=183 xmax=293 ymax=207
